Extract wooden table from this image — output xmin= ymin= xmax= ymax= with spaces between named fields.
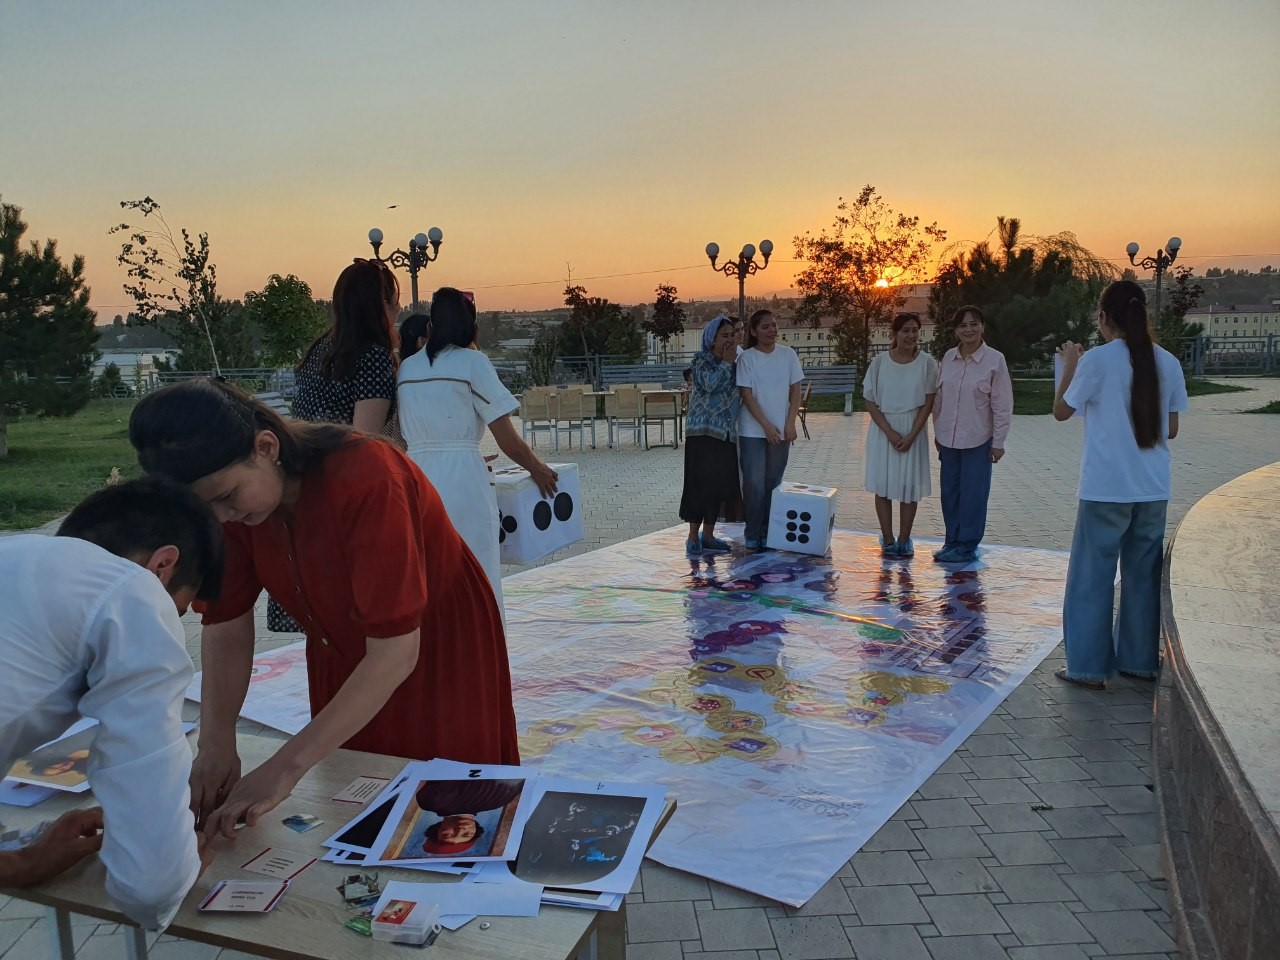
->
xmin=0 ymin=734 xmax=667 ymax=960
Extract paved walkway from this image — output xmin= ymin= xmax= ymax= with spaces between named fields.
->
xmin=3 ymin=380 xmax=1280 ymax=960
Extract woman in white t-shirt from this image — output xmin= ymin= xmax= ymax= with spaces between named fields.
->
xmin=397 ymin=288 xmax=559 ymax=613
xmin=736 ymin=309 xmax=805 ymax=550
xmin=1053 ymin=280 xmax=1189 ymax=689
xmin=862 ymin=314 xmax=938 ymax=558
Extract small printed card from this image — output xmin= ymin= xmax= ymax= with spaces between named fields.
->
xmin=333 ymin=776 xmax=391 ymax=804
xmin=241 ymin=848 xmax=317 ymax=881
xmin=282 ymin=813 xmax=324 ymax=833
xmin=199 ymin=880 xmax=289 ymax=913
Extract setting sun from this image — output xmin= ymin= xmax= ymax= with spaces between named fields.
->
xmin=874 ymin=279 xmax=890 ymax=288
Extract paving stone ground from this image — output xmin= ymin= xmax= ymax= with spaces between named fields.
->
xmin=4 ymin=377 xmax=1280 ymax=960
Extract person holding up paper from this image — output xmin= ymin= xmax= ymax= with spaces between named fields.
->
xmin=931 ymin=305 xmax=1014 ymax=563
xmin=1053 ymin=280 xmax=1189 ymax=689
xmin=129 ymin=378 xmax=521 ymax=839
xmin=0 ymin=478 xmax=224 ymax=928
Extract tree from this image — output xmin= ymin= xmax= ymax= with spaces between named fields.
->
xmin=643 ymin=284 xmax=687 ymax=358
xmin=1155 ymin=265 xmax=1205 ymax=346
xmin=92 ymin=362 xmax=125 ymax=398
xmin=793 ymin=186 xmax=946 ymax=378
xmin=110 ymin=197 xmax=257 ymax=372
xmin=0 ymin=199 xmax=99 ymax=458
xmin=559 ymin=285 xmax=643 ymax=361
xmin=244 ymin=274 xmax=329 ymax=368
xmin=525 ymin=327 xmax=559 ymax=386
xmin=927 ymin=218 xmax=1115 ymax=366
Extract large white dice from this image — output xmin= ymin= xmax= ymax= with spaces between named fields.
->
xmin=494 ymin=462 xmax=584 ymax=564
xmin=767 ymin=481 xmax=838 ymax=556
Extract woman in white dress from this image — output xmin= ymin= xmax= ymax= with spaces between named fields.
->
xmin=397 ymin=288 xmax=558 ymax=612
xmin=863 ymin=313 xmax=938 ymax=558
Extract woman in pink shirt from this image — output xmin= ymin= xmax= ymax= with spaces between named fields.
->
xmin=931 ymin=306 xmax=1014 ymax=563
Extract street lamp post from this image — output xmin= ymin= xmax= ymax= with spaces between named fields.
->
xmin=367 ymin=226 xmax=444 ymax=311
xmin=705 ymin=238 xmax=774 ymax=325
xmin=1126 ymin=236 xmax=1181 ymax=320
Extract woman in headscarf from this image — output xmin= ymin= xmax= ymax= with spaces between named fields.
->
xmin=678 ymin=316 xmax=743 ymax=556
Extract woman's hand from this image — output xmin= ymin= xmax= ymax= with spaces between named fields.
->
xmin=530 ymin=461 xmax=559 ymax=499
xmin=189 ymin=741 xmax=242 ymax=831
xmin=990 ymin=447 xmax=1005 ymax=464
xmin=204 ymin=758 xmax=303 ymax=840
xmin=764 ymin=423 xmax=783 ymax=445
xmin=1057 ymin=341 xmax=1084 ymax=370
xmin=882 ymin=427 xmax=903 ymax=447
xmin=893 ymin=432 xmax=917 ymax=453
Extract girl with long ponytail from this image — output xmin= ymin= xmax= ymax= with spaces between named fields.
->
xmin=1051 ymin=279 xmax=1189 ymax=689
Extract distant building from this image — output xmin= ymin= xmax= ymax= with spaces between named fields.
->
xmin=644 ymin=284 xmax=937 ymax=359
xmin=1185 ymin=301 xmax=1280 ymax=338
xmin=93 ymin=349 xmax=174 ymax=380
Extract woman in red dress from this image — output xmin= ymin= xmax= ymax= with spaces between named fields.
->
xmin=129 ymin=378 xmax=518 ymax=838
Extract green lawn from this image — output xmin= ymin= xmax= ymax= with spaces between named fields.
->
xmin=1245 ymin=400 xmax=1280 ymax=414
xmin=1009 ymin=377 xmax=1248 ymax=416
xmin=0 ymin=400 xmax=140 ymax=531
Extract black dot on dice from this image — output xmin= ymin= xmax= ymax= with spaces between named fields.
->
xmin=786 ymin=533 xmax=797 ymax=542
xmin=553 ymin=492 xmax=574 ymax=521
xmin=533 ymin=501 xmax=552 ymax=530
xmin=502 ymin=515 xmax=519 ymax=533
xmin=786 ymin=510 xmax=798 ymax=520
xmin=800 ymin=512 xmax=811 ymax=522
xmin=787 ymin=522 xmax=797 ymax=532
xmin=799 ymin=523 xmax=811 ymax=534
xmin=798 ymin=534 xmax=810 ymax=544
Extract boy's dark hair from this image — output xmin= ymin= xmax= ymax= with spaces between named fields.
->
xmin=56 ymin=476 xmax=224 ymax=601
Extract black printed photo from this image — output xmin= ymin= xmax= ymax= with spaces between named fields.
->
xmin=509 ymin=791 xmax=645 ymax=887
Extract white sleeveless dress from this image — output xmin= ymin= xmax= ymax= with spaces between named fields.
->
xmin=397 ymin=346 xmax=518 ymax=612
xmin=862 ymin=351 xmax=939 ymax=503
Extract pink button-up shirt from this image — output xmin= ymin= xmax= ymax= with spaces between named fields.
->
xmin=933 ymin=342 xmax=1014 ymax=450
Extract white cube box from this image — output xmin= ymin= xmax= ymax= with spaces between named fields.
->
xmin=767 ymin=481 xmax=838 ymax=556
xmin=495 ymin=462 xmax=584 ymax=564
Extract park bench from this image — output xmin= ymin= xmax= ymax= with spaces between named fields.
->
xmin=600 ymin=363 xmax=689 ymax=389
xmin=255 ymin=391 xmax=291 ymax=418
xmin=798 ymin=364 xmax=859 ymax=437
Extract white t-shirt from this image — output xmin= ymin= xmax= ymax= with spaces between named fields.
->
xmin=1063 ymin=339 xmax=1189 ymax=502
xmin=0 ymin=536 xmax=200 ymax=930
xmin=736 ymin=345 xmax=805 ymax=439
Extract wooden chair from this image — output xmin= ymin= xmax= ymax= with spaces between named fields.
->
xmin=796 ymin=381 xmax=814 ymax=440
xmin=520 ymin=386 xmax=558 ymax=449
xmin=642 ymin=390 xmax=681 ymax=450
xmin=605 ymin=385 xmax=644 ymax=449
xmin=554 ymin=385 xmax=597 ymax=449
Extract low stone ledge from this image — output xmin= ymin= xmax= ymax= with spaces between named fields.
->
xmin=1155 ymin=461 xmax=1280 ymax=960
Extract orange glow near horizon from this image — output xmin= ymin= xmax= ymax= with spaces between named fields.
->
xmin=2 ymin=2 xmax=1276 ymax=319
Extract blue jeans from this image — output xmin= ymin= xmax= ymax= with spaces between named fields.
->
xmin=1062 ymin=499 xmax=1167 ymax=682
xmin=938 ymin=440 xmax=993 ymax=553
xmin=738 ymin=437 xmax=790 ymax=544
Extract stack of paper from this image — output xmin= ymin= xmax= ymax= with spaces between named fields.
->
xmin=320 ymin=759 xmax=665 ymax=916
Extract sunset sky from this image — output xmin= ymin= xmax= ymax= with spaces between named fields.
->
xmin=4 ymin=0 xmax=1278 ymax=317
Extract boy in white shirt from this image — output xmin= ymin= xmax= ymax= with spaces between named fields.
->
xmin=0 ymin=477 xmax=223 ymax=929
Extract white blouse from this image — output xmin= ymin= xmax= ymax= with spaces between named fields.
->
xmin=0 ymin=536 xmax=200 ymax=930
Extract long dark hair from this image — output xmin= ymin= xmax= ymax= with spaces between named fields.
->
xmin=425 ymin=287 xmax=478 ymax=364
xmin=1100 ymin=279 xmax=1161 ymax=449
xmin=399 ymin=313 xmax=430 ymax=361
xmin=130 ymin=379 xmax=354 ymax=483
xmin=297 ymin=260 xmax=399 ymax=380
xmin=746 ymin=309 xmax=773 ymax=349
